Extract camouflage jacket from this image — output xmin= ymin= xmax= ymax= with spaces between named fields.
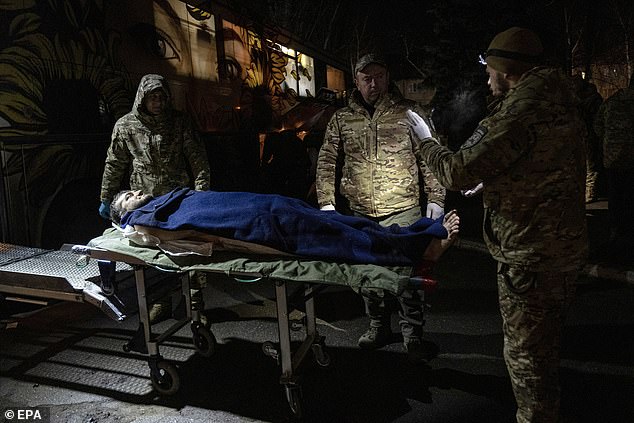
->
xmin=316 ymin=88 xmax=445 ymax=217
xmin=417 ymin=67 xmax=588 ymax=271
xmin=100 ymin=75 xmax=210 ymax=202
xmin=593 ymin=86 xmax=634 ymax=169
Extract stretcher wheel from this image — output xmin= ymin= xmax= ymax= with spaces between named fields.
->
xmin=289 ymin=319 xmax=304 ymax=331
xmin=262 ymin=341 xmax=279 ymax=362
xmin=284 ymin=384 xmax=303 ymax=418
xmin=151 ymin=361 xmax=180 ymax=395
xmin=311 ymin=343 xmax=331 ymax=367
xmin=192 ymin=324 xmax=216 ymax=357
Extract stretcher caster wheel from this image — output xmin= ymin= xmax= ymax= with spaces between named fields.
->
xmin=262 ymin=341 xmax=279 ymax=362
xmin=150 ymin=360 xmax=180 ymax=395
xmin=311 ymin=343 xmax=331 ymax=367
xmin=284 ymin=384 xmax=303 ymax=418
xmin=191 ymin=324 xmax=216 ymax=357
xmin=289 ymin=318 xmax=303 ymax=331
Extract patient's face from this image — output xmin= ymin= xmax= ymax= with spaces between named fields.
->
xmin=116 ymin=190 xmax=153 ymax=212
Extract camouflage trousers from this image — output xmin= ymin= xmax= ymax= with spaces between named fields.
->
xmin=359 ymin=206 xmax=424 ymax=338
xmin=497 ymin=263 xmax=577 ymax=423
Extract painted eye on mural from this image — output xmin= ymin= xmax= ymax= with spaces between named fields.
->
xmin=128 ymin=23 xmax=180 ymax=61
xmin=223 ymin=56 xmax=243 ymax=81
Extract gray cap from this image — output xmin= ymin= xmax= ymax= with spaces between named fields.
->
xmin=354 ymin=53 xmax=387 ymax=74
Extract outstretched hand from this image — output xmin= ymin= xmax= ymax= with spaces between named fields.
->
xmin=406 ymin=109 xmax=432 ymax=140
xmin=461 ymin=182 xmax=484 ymax=197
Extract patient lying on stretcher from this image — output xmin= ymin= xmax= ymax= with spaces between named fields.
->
xmin=110 ymin=188 xmax=459 ymax=266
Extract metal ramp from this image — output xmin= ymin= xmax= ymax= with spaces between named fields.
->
xmin=0 ymin=243 xmax=129 ymax=321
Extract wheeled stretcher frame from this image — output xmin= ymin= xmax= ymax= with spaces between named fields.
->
xmin=0 ymin=242 xmax=128 ymax=322
xmin=71 ymin=244 xmax=330 ymax=417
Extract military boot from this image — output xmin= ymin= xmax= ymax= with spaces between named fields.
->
xmin=148 ymin=296 xmax=172 ymax=325
xmin=358 ymin=320 xmax=392 ymax=349
xmin=401 ymin=322 xmax=437 ymax=363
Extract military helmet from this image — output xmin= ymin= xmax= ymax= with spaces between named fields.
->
xmin=484 ymin=27 xmax=543 ymax=75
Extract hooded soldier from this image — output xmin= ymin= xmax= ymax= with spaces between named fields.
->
xmin=99 ymin=73 xmax=210 ymax=216
xmin=99 ymin=73 xmax=211 ymax=325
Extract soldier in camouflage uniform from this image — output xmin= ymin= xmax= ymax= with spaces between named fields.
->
xmin=593 ymin=75 xmax=634 ymax=249
xmin=99 ymin=74 xmax=211 ymax=324
xmin=100 ymin=74 xmax=210 ymax=204
xmin=408 ymin=28 xmax=587 ymax=423
xmin=316 ymin=53 xmax=446 ymax=363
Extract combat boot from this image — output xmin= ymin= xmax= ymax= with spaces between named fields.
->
xmin=148 ymin=296 xmax=172 ymax=325
xmin=401 ymin=322 xmax=437 ymax=363
xmin=358 ymin=320 xmax=392 ymax=349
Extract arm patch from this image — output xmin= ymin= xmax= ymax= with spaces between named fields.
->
xmin=461 ymin=125 xmax=488 ymax=149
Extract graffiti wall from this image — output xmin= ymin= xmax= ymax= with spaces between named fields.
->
xmin=0 ymin=0 xmax=335 ymax=248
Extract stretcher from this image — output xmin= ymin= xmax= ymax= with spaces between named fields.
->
xmin=1 ymin=228 xmax=433 ymax=417
xmin=71 ymin=228 xmax=433 ymax=417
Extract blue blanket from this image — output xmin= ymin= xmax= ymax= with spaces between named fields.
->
xmin=121 ymin=188 xmax=447 ymax=266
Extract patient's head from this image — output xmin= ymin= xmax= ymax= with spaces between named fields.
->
xmin=110 ymin=190 xmax=153 ymax=224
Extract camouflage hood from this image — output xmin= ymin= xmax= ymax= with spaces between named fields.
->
xmin=132 ymin=74 xmax=173 ymax=129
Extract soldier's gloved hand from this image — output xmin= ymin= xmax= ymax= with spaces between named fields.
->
xmin=99 ymin=200 xmax=111 ymax=219
xmin=320 ymin=204 xmax=336 ymax=212
xmin=461 ymin=182 xmax=484 ymax=197
xmin=406 ymin=110 xmax=432 ymax=140
xmin=426 ymin=202 xmax=443 ymax=219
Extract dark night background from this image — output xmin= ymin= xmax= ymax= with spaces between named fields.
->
xmin=211 ymin=0 xmax=634 ymax=153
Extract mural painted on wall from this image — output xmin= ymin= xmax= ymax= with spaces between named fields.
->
xmin=0 ymin=0 xmax=132 ymax=246
xmin=0 ymin=1 xmax=130 ymax=138
xmin=0 ymin=0 xmax=316 ymax=247
xmin=0 ymin=0 xmax=317 ymax=138
xmin=222 ymin=19 xmax=306 ymax=132
xmin=0 ymin=0 xmax=315 ymax=137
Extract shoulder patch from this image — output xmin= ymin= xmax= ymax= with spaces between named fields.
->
xmin=461 ymin=125 xmax=488 ymax=149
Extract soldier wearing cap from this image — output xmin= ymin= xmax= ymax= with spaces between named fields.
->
xmin=316 ymin=53 xmax=446 ymax=363
xmin=407 ymin=27 xmax=587 ymax=422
